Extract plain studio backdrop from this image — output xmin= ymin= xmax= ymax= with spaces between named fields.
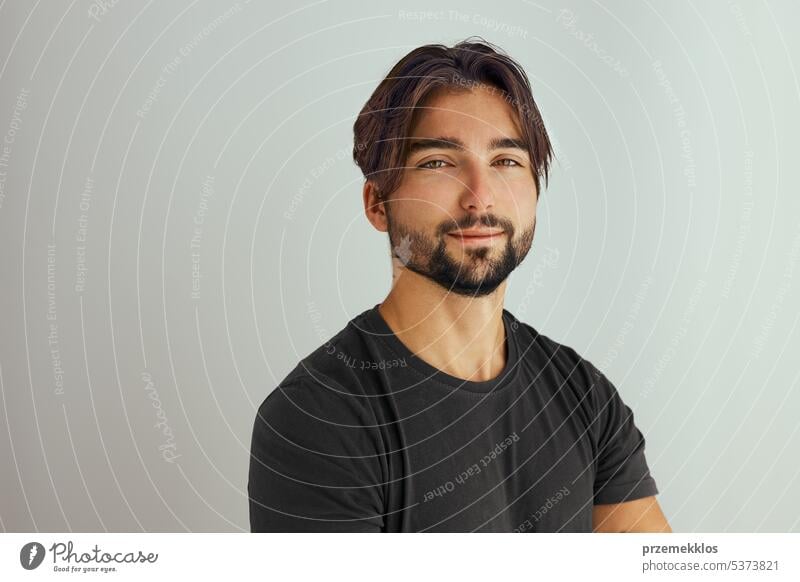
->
xmin=0 ymin=0 xmax=798 ymax=532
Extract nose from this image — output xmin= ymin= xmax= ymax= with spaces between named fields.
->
xmin=459 ymin=161 xmax=496 ymax=214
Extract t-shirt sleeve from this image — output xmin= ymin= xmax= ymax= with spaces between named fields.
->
xmin=248 ymin=375 xmax=386 ymax=532
xmin=589 ymin=366 xmax=659 ymax=505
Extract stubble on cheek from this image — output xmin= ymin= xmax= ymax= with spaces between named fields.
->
xmin=387 ymin=213 xmax=438 ymax=270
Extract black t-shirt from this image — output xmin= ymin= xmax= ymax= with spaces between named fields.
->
xmin=248 ymin=303 xmax=659 ymax=532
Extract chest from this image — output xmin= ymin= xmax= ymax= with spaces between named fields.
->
xmin=385 ymin=387 xmax=598 ymax=532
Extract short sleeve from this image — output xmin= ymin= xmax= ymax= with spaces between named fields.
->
xmin=589 ymin=367 xmax=659 ymax=505
xmin=248 ymin=375 xmax=386 ymax=532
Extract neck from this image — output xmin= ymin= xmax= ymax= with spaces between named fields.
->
xmin=378 ymin=267 xmax=508 ymax=382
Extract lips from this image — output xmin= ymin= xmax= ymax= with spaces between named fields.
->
xmin=447 ymin=229 xmax=505 ymax=244
xmin=448 ymin=229 xmax=504 ymax=238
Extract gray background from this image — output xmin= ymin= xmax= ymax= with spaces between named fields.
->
xmin=1 ymin=0 xmax=798 ymax=532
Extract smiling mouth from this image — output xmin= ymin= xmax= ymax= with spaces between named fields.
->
xmin=447 ymin=230 xmax=505 ymax=244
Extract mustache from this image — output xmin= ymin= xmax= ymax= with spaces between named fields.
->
xmin=437 ymin=214 xmax=514 ymax=236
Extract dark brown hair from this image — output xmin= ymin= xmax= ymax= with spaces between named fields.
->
xmin=352 ymin=37 xmax=553 ymax=200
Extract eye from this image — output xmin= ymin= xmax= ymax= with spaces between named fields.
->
xmin=494 ymin=158 xmax=522 ymax=167
xmin=417 ymin=159 xmax=450 ymax=170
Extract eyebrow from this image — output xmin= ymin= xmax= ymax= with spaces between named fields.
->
xmin=405 ymin=136 xmax=528 ymax=157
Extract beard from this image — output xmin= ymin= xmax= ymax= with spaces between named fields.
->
xmin=386 ymin=208 xmax=535 ymax=298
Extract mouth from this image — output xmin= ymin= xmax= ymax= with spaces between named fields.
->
xmin=447 ymin=229 xmax=505 ymax=244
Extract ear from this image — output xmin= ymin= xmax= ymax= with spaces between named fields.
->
xmin=363 ymin=180 xmax=389 ymax=232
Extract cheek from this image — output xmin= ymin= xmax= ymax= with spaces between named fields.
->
xmin=500 ymin=182 xmax=537 ymax=222
xmin=391 ymin=181 xmax=461 ymax=223
xmin=386 ymin=194 xmax=449 ymax=236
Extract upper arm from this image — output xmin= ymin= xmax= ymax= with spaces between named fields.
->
xmin=584 ymin=362 xmax=668 ymax=533
xmin=590 ymin=365 xmax=660 ymax=506
xmin=593 ymin=496 xmax=672 ymax=532
xmin=248 ymin=378 xmax=386 ymax=532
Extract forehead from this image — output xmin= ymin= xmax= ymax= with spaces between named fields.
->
xmin=409 ymin=86 xmax=523 ymax=140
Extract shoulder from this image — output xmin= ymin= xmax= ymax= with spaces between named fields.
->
xmin=505 ymin=310 xmax=621 ymax=416
xmin=276 ymin=306 xmax=383 ymax=399
xmin=506 ymin=310 xmax=608 ymax=386
xmin=255 ymin=371 xmax=376 ymax=433
xmin=250 ymin=371 xmax=386 ymax=479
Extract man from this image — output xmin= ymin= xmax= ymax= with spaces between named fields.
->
xmin=249 ymin=38 xmax=671 ymax=533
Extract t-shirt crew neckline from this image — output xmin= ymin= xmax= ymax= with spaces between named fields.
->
xmin=361 ymin=302 xmax=521 ymax=394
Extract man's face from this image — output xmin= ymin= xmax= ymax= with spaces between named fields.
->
xmin=383 ymin=86 xmax=538 ymax=297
